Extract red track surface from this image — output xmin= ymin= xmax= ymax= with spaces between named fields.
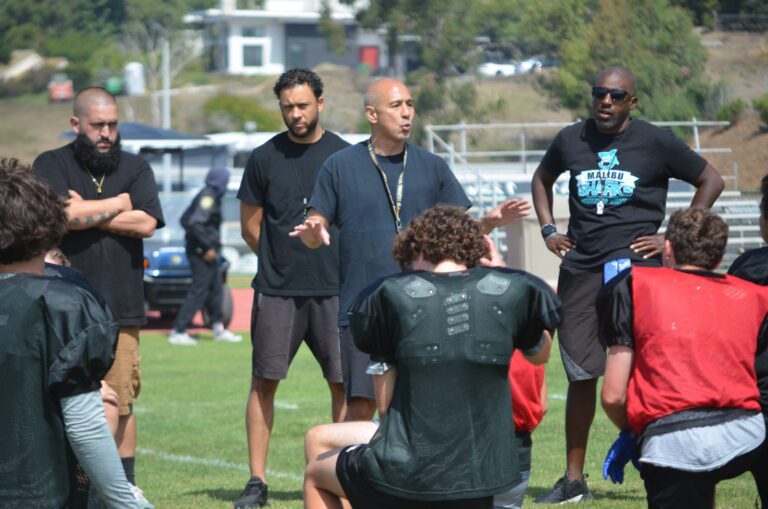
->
xmin=143 ymin=288 xmax=253 ymax=333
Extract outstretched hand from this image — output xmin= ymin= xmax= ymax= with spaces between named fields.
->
xmin=480 ymin=198 xmax=532 ymax=233
xmin=603 ymin=430 xmax=640 ymax=484
xmin=290 ymin=219 xmax=330 ymax=248
xmin=630 ymin=233 xmax=664 ymax=259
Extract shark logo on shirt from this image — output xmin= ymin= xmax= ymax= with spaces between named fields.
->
xmin=575 ymin=149 xmax=638 ymax=206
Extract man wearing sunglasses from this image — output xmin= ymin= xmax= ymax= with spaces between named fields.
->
xmin=531 ymin=66 xmax=725 ymax=504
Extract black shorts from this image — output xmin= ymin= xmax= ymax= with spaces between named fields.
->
xmin=336 ymin=444 xmax=493 ymax=509
xmin=557 ymin=260 xmax=658 ymax=381
xmin=640 ymin=445 xmax=761 ymax=508
xmin=339 ymin=325 xmax=375 ymax=401
xmin=250 ymin=294 xmax=342 ymax=383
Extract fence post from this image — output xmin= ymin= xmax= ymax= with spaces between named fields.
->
xmin=519 ymin=132 xmax=527 ymax=173
xmin=692 ymin=117 xmax=701 ymax=151
xmin=426 ymin=127 xmax=435 ymax=153
xmin=459 ymin=121 xmax=467 ymax=161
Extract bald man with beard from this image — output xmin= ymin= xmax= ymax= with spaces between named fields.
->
xmin=34 ymin=87 xmax=164 ymax=494
xmin=292 ymin=79 xmax=532 ymax=421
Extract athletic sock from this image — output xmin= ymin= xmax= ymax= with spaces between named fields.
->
xmin=121 ymin=457 xmax=136 ymax=485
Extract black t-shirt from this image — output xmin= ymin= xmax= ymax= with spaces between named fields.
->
xmin=348 ymin=266 xmax=560 ymax=500
xmin=729 ymin=246 xmax=768 ymax=418
xmin=310 ymin=141 xmax=472 ymax=325
xmin=0 ymin=273 xmax=118 ymax=506
xmin=541 ymin=119 xmax=707 ymax=269
xmin=33 ymin=144 xmax=165 ymax=326
xmin=238 ymin=131 xmax=348 ymax=296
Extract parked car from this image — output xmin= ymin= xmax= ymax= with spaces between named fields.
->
xmin=477 ymin=61 xmax=518 ymax=77
xmin=143 ymin=245 xmax=234 ymax=327
xmin=48 ymin=73 xmax=74 ymax=103
xmin=516 ymin=58 xmax=543 ymax=75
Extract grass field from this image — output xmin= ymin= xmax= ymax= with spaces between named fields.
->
xmin=136 ymin=332 xmax=760 ymax=508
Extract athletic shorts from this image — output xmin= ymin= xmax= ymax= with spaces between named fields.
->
xmin=337 ymin=444 xmax=493 ymax=509
xmin=557 ymin=260 xmax=659 ymax=381
xmin=103 ymin=326 xmax=141 ymax=416
xmin=251 ymin=294 xmax=342 ymax=383
xmin=339 ymin=325 xmax=375 ymax=401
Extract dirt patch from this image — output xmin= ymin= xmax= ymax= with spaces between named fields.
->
xmin=700 ymin=111 xmax=768 ymax=191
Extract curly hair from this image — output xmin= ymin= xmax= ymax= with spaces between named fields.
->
xmin=392 ymin=205 xmax=489 ymax=270
xmin=0 ymin=158 xmax=68 ymax=264
xmin=760 ymin=173 xmax=768 ymax=219
xmin=273 ymin=68 xmax=323 ymax=99
xmin=665 ymin=208 xmax=728 ymax=270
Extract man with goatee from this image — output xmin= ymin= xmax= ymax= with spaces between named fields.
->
xmin=34 ymin=86 xmax=164 ymax=497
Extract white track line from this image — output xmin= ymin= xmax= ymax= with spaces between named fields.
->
xmin=137 ymin=448 xmax=304 ymax=482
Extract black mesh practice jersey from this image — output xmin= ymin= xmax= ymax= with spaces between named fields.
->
xmin=348 ymin=266 xmax=561 ymax=500
xmin=0 ymin=273 xmax=118 ymax=507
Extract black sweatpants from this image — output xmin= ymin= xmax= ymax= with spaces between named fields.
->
xmin=174 ymin=247 xmax=222 ymax=331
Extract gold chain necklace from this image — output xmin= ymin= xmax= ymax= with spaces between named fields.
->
xmin=86 ymin=169 xmax=105 ymax=194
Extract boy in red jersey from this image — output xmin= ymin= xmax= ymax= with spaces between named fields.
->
xmin=600 ymin=208 xmax=768 ymax=508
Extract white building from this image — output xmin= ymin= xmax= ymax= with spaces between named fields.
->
xmin=186 ymin=0 xmax=385 ymax=75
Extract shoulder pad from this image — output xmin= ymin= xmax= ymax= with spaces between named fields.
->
xmin=396 ymin=274 xmax=437 ymax=299
xmin=476 ymin=271 xmax=511 ymax=295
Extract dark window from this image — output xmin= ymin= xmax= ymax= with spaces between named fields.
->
xmin=243 ymin=45 xmax=263 ymax=67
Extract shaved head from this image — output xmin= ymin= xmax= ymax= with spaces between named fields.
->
xmin=364 ymin=78 xmax=409 ymax=109
xmin=73 ymin=87 xmax=117 ymax=118
xmin=595 ymin=67 xmax=637 ymax=95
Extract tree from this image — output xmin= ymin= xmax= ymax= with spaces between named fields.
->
xmin=342 ymin=0 xmax=479 ymax=77
xmin=549 ymin=0 xmax=714 ymax=122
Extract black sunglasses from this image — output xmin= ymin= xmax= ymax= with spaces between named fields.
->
xmin=592 ymin=86 xmax=631 ymax=103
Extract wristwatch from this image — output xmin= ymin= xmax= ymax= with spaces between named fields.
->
xmin=540 ymin=223 xmax=558 ymax=241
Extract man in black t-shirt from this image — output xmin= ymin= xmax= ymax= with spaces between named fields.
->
xmin=727 ymin=173 xmax=768 ymax=507
xmin=236 ymin=68 xmax=349 ymax=509
xmin=33 ymin=87 xmax=164 ymax=493
xmin=531 ymin=67 xmax=725 ymax=503
xmin=292 ymin=78 xmax=532 ymax=422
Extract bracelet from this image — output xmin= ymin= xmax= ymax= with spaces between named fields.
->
xmin=540 ymin=223 xmax=558 ymax=241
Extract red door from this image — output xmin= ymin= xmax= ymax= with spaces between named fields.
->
xmin=359 ymin=46 xmax=379 ymax=72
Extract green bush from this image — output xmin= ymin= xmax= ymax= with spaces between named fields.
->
xmin=203 ymin=93 xmax=281 ymax=132
xmin=715 ymin=99 xmax=745 ymax=123
xmin=753 ymin=94 xmax=768 ymax=129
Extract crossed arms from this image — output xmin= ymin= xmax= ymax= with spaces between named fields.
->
xmin=65 ymin=189 xmax=157 ymax=238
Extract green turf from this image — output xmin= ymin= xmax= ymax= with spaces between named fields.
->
xmin=136 ymin=333 xmax=760 ymax=508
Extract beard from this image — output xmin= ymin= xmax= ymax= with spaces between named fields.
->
xmin=286 ymin=114 xmax=319 ymax=140
xmin=72 ymin=133 xmax=122 ymax=177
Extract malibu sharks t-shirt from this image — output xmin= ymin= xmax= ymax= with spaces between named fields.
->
xmin=541 ymin=118 xmax=707 ymax=269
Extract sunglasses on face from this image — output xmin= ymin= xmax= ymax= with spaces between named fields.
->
xmin=591 ymin=86 xmax=631 ymax=103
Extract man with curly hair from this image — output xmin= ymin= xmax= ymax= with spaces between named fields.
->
xmin=303 ymin=205 xmax=560 ymax=509
xmin=0 ymin=159 xmax=152 ymax=508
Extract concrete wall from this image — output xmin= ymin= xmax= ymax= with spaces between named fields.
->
xmin=505 ymin=195 xmax=570 ymax=287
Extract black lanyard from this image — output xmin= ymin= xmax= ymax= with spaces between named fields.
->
xmin=367 ymin=139 xmax=407 ymax=233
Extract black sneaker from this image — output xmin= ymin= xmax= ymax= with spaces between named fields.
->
xmin=234 ymin=477 xmax=269 ymax=508
xmin=534 ymin=472 xmax=593 ymax=504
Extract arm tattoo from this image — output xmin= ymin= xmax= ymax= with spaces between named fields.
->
xmin=85 ymin=215 xmax=95 ymax=226
xmin=72 ymin=217 xmax=81 ymax=226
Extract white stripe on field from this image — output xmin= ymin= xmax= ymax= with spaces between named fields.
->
xmin=549 ymin=393 xmax=566 ymax=400
xmin=137 ymin=448 xmax=304 ymax=481
xmin=275 ymin=401 xmax=299 ymax=410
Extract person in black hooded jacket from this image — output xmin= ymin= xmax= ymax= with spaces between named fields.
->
xmin=168 ymin=167 xmax=242 ymax=345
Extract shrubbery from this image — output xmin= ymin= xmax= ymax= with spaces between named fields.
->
xmin=203 ymin=93 xmax=282 ymax=133
xmin=753 ymin=94 xmax=768 ymax=129
xmin=715 ymin=99 xmax=745 ymax=123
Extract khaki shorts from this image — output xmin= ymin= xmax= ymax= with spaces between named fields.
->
xmin=103 ymin=326 xmax=141 ymax=416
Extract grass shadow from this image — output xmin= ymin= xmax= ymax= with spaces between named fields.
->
xmin=188 ymin=488 xmax=303 ymax=503
xmin=526 ymin=484 xmax=646 ymax=503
